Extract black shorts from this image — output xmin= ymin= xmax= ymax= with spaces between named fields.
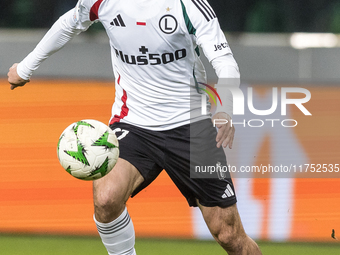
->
xmin=110 ymin=119 xmax=237 ymax=208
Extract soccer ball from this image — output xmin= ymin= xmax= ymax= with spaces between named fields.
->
xmin=57 ymin=119 xmax=119 ymax=180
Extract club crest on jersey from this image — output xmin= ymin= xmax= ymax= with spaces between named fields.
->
xmin=112 ymin=46 xmax=187 ymax=65
xmin=159 ymin=15 xmax=178 ymax=34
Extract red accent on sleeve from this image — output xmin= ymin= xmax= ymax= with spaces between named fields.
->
xmin=90 ymin=0 xmax=104 ymax=21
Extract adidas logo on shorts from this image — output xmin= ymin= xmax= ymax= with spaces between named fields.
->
xmin=222 ymin=184 xmax=234 ymax=198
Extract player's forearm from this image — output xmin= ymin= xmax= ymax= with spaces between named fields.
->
xmin=211 ymin=53 xmax=240 ymax=79
xmin=211 ymin=54 xmax=240 ymax=118
xmin=17 ymin=9 xmax=82 ymax=80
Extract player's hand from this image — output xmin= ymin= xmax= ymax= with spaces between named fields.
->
xmin=8 ymin=63 xmax=30 ymax=90
xmin=212 ymin=112 xmax=235 ymax=149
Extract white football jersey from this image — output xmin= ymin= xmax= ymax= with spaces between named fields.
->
xmin=71 ymin=0 xmax=233 ymax=130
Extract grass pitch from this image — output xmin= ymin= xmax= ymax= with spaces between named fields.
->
xmin=0 ymin=234 xmax=339 ymax=255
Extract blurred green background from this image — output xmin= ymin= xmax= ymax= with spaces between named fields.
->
xmin=2 ymin=0 xmax=340 ymax=32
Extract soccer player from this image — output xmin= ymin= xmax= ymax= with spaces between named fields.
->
xmin=8 ymin=0 xmax=262 ymax=254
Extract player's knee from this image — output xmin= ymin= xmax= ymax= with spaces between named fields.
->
xmin=93 ymin=185 xmax=125 ymax=223
xmin=217 ymin=227 xmax=243 ymax=251
xmin=210 ymin=220 xmax=246 ymax=252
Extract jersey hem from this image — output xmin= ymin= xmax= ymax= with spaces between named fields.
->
xmin=111 ymin=115 xmax=210 ymax=131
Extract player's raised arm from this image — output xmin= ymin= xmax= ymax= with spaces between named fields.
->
xmin=8 ymin=1 xmax=94 ymax=90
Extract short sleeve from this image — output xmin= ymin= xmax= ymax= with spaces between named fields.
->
xmin=72 ymin=0 xmax=99 ymax=30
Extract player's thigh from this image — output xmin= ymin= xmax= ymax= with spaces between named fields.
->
xmin=198 ymin=203 xmax=246 ymax=241
xmin=93 ymin=158 xmax=144 ymax=214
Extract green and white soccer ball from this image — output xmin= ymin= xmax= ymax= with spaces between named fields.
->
xmin=57 ymin=119 xmax=119 ymax=180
